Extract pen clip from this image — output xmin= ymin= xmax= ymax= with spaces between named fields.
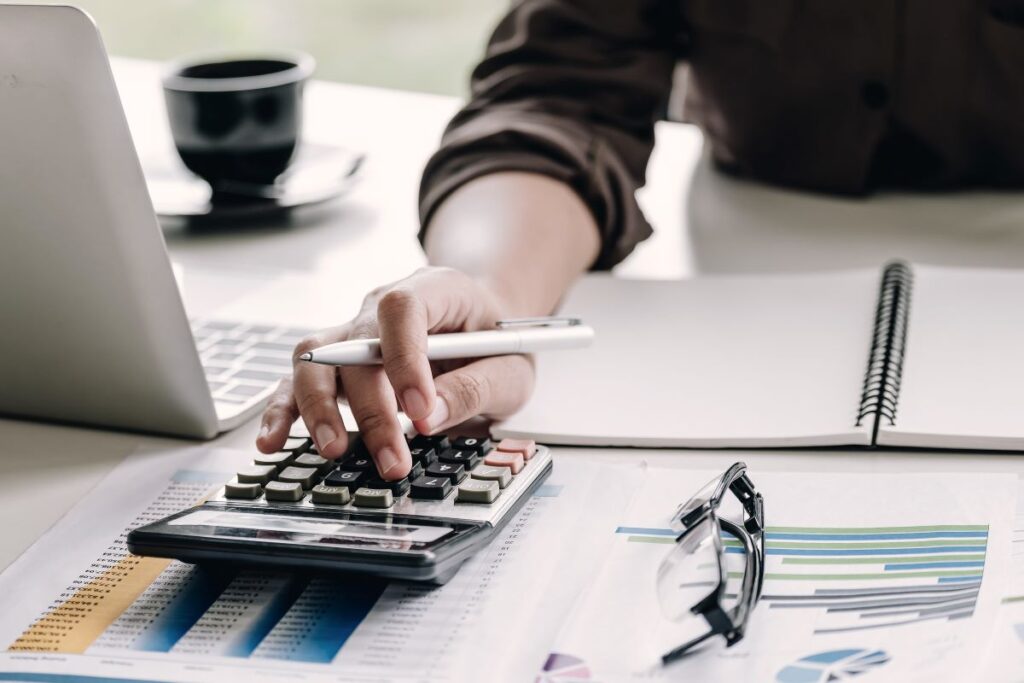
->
xmin=495 ymin=316 xmax=583 ymax=329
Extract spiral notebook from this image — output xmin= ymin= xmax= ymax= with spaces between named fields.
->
xmin=494 ymin=262 xmax=1024 ymax=450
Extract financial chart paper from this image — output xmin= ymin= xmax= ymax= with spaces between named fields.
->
xmin=0 ymin=446 xmax=629 ymax=683
xmin=543 ymin=468 xmax=1016 ymax=683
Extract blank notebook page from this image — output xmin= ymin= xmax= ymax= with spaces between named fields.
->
xmin=878 ymin=265 xmax=1024 ymax=450
xmin=494 ymin=270 xmax=879 ymax=447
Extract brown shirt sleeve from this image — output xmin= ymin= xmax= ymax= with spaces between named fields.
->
xmin=418 ymin=0 xmax=680 ymax=269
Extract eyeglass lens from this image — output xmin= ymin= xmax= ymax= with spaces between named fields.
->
xmin=657 ymin=516 xmax=723 ymax=621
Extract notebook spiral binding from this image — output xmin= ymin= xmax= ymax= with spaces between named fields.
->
xmin=856 ymin=261 xmax=913 ymax=432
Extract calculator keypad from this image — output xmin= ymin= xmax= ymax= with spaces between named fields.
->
xmin=323 ymin=469 xmax=367 ymax=489
xmin=278 ymin=466 xmax=319 ymax=489
xmin=471 ymin=464 xmax=512 ymax=489
xmin=425 ymin=461 xmax=466 ymax=484
xmin=237 ymin=465 xmax=276 ymax=485
xmin=353 ymin=487 xmax=394 ymax=509
xmin=437 ymin=448 xmax=479 ymax=469
xmin=483 ymin=451 xmax=524 ymax=475
xmin=456 ymin=479 xmax=499 ymax=503
xmin=453 ymin=436 xmax=492 ymax=456
xmin=225 ymin=432 xmax=538 ymax=509
xmin=409 ymin=475 xmax=451 ymax=500
xmin=254 ymin=452 xmax=293 ymax=469
xmin=311 ymin=484 xmax=351 ymax=505
xmin=225 ymin=481 xmax=263 ymax=499
xmin=265 ymin=481 xmax=304 ymax=501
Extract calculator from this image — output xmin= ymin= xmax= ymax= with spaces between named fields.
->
xmin=128 ymin=433 xmax=551 ymax=584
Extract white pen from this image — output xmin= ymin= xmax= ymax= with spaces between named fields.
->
xmin=298 ymin=317 xmax=594 ymax=366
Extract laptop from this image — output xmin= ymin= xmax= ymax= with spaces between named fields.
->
xmin=0 ymin=5 xmax=310 ymax=438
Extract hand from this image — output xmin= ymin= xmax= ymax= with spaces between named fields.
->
xmin=255 ymin=267 xmax=536 ymax=480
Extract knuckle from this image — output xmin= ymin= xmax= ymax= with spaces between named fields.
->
xmin=365 ymin=283 xmax=389 ymax=302
xmin=377 ymin=287 xmax=418 ymax=317
xmin=294 ymin=334 xmax=324 ymax=357
xmin=296 ymin=393 xmax=332 ymax=416
xmin=265 ymin=383 xmax=293 ymax=411
xmin=266 ymin=393 xmax=292 ymax=414
xmin=355 ymin=409 xmax=392 ymax=436
xmin=360 ymin=282 xmax=393 ymax=312
xmin=385 ymin=349 xmax=425 ymax=380
xmin=348 ymin=317 xmax=378 ymax=341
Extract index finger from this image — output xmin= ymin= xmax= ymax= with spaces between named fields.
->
xmin=292 ymin=330 xmax=350 ymax=459
xmin=376 ymin=287 xmax=435 ymax=421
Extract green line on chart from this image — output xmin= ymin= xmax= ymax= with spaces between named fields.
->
xmin=1002 ymin=595 xmax=1024 ymax=604
xmin=781 ymin=554 xmax=986 ymax=565
xmin=627 ymin=536 xmax=675 ymax=545
xmin=730 ymin=570 xmax=984 ymax=581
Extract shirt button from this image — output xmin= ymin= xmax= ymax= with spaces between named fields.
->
xmin=861 ymin=81 xmax=890 ymax=110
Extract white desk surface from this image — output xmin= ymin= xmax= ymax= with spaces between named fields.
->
xmin=3 ymin=58 xmax=1024 ymax=573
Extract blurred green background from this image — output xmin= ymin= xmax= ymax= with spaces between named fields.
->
xmin=24 ymin=0 xmax=508 ymax=96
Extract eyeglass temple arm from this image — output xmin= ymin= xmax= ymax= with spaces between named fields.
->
xmin=661 ymin=628 xmax=718 ymax=665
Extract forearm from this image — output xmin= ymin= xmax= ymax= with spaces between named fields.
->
xmin=423 ymin=172 xmax=600 ymax=317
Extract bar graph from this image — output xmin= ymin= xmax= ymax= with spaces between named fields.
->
xmin=6 ymin=457 xmax=563 ymax=681
xmin=11 ymin=468 xmax=388 ymax=664
xmin=617 ymin=524 xmax=988 ymax=634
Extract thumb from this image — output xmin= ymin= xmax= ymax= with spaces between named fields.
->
xmin=413 ymin=354 xmax=535 ymax=434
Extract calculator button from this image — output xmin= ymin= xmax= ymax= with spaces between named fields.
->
xmin=453 ymin=436 xmax=492 ymax=456
xmin=410 ymin=461 xmax=425 ymax=480
xmin=265 ymin=481 xmax=305 ymax=502
xmin=438 ymin=448 xmax=479 ymax=469
xmin=471 ymin=465 xmax=513 ymax=489
xmin=237 ymin=464 xmax=277 ymax=485
xmin=253 ymin=452 xmax=293 ymax=469
xmin=278 ymin=466 xmax=319 ymax=489
xmin=347 ymin=437 xmax=371 ymax=458
xmin=496 ymin=438 xmax=536 ymax=461
xmin=409 ymin=434 xmax=450 ymax=452
xmin=324 ymin=469 xmax=367 ymax=490
xmin=364 ymin=477 xmax=411 ymax=497
xmin=410 ymin=475 xmax=453 ymax=500
xmin=311 ymin=484 xmax=352 ymax=505
xmin=224 ymin=480 xmax=263 ymax=499
xmin=283 ymin=436 xmax=311 ymax=452
xmin=425 ymin=461 xmax=466 ymax=484
xmin=339 ymin=455 xmax=375 ymax=472
xmin=409 ymin=446 xmax=437 ymax=466
xmin=483 ymin=451 xmax=524 ymax=475
xmin=293 ymin=453 xmax=332 ymax=473
xmin=457 ymin=479 xmax=500 ymax=503
xmin=353 ymin=487 xmax=394 ymax=508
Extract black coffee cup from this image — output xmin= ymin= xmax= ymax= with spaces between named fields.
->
xmin=163 ymin=53 xmax=315 ymax=191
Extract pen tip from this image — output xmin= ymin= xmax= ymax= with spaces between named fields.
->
xmin=298 ymin=352 xmax=312 ymax=362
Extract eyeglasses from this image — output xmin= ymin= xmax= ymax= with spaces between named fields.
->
xmin=657 ymin=462 xmax=765 ymax=665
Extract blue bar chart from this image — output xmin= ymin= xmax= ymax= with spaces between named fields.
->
xmin=618 ymin=524 xmax=988 ymax=633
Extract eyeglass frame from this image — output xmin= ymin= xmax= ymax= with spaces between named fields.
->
xmin=661 ymin=461 xmax=765 ymax=665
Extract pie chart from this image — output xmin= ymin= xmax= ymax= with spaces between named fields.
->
xmin=776 ymin=648 xmax=890 ymax=682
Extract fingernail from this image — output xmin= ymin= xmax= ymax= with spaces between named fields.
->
xmin=401 ymin=388 xmax=430 ymax=420
xmin=422 ymin=396 xmax=450 ymax=433
xmin=257 ymin=423 xmax=270 ymax=441
xmin=315 ymin=424 xmax=338 ymax=451
xmin=377 ymin=447 xmax=401 ymax=478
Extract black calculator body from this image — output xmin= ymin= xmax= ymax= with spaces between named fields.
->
xmin=128 ymin=434 xmax=551 ymax=584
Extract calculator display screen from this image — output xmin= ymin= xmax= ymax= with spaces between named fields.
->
xmin=169 ymin=510 xmax=454 ymax=550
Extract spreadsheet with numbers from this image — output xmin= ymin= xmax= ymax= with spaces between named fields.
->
xmin=0 ymin=445 xmax=628 ymax=683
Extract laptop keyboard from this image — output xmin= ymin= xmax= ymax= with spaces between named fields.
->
xmin=191 ymin=319 xmax=313 ymax=407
